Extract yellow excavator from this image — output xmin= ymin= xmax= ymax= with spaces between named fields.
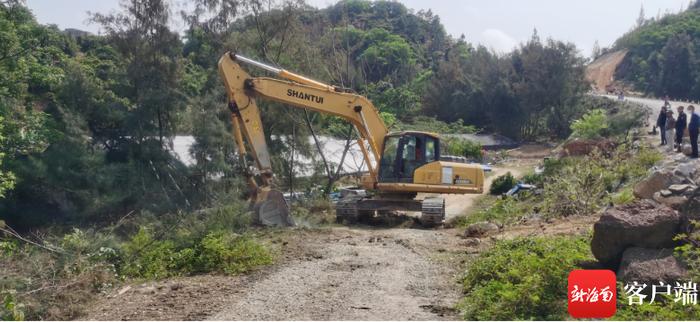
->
xmin=219 ymin=53 xmax=484 ymax=226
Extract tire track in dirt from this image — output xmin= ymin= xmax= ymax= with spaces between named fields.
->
xmin=210 ymin=228 xmax=467 ymax=320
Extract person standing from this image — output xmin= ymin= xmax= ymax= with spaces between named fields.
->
xmin=676 ymin=106 xmax=687 ymax=152
xmin=657 ymin=105 xmax=668 ymax=145
xmin=665 ymin=110 xmax=676 ymax=152
xmin=689 ymin=105 xmax=700 ymax=158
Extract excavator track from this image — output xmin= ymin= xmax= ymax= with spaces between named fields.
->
xmin=334 ymin=194 xmax=445 ymax=227
xmin=420 ymin=197 xmax=445 ymax=226
xmin=335 ymin=195 xmax=363 ymax=223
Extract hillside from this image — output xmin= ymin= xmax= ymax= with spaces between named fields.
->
xmin=613 ymin=1 xmax=700 ymax=98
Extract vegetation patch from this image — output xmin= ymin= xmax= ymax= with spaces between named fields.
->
xmin=452 ymin=98 xmax=654 ymax=228
xmin=120 ymin=228 xmax=272 ymax=278
xmin=489 ymin=172 xmax=517 ymax=195
xmin=459 ymin=235 xmax=592 ymax=320
xmin=460 ymin=235 xmax=700 ymax=320
xmin=613 ymin=292 xmax=700 ymax=320
xmin=0 ymin=206 xmax=273 ymax=320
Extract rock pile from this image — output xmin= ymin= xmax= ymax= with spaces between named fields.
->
xmin=591 ymin=158 xmax=700 ymax=284
xmin=560 ymin=138 xmax=617 ymax=157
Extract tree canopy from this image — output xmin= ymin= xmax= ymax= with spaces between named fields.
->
xmin=0 ymin=0 xmax=592 ymax=229
xmin=614 ymin=1 xmax=700 ymax=99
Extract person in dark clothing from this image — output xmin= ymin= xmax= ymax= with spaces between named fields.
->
xmin=689 ymin=105 xmax=700 ymax=158
xmin=657 ymin=106 xmax=668 ymax=145
xmin=676 ymin=106 xmax=687 ymax=152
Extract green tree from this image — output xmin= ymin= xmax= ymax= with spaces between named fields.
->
xmin=570 ymin=109 xmax=609 ymax=139
xmin=657 ymin=33 xmax=695 ymax=98
xmin=92 ymin=0 xmax=186 ymax=144
xmin=0 ymin=117 xmax=16 ymax=198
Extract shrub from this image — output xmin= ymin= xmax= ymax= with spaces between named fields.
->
xmin=1 ymin=291 xmax=24 ymax=321
xmin=0 ymin=240 xmax=18 ymax=257
xmin=543 ymin=145 xmax=660 ymax=218
xmin=120 ymin=227 xmax=178 ymax=279
xmin=459 ymin=236 xmax=591 ymax=320
xmin=607 ymin=104 xmax=647 ymax=138
xmin=197 ymin=232 xmax=273 ymax=274
xmin=570 ymin=108 xmax=609 ymax=139
xmin=543 ymin=157 xmax=607 ymax=218
xmin=611 ymin=187 xmax=635 ymax=205
xmin=443 ymin=136 xmax=483 ymax=160
xmin=200 ymin=203 xmax=252 ymax=233
xmin=463 ymin=197 xmax=524 ymax=226
xmin=489 ymin=172 xmax=516 ymax=195
xmin=614 ymin=292 xmax=700 ymax=320
xmin=519 ymin=172 xmax=543 ymax=187
xmin=576 ymin=96 xmax=647 ymax=138
xmin=0 ymin=230 xmax=119 ymax=320
xmin=675 ymin=221 xmax=700 ymax=281
xmin=119 ymin=227 xmax=272 ymax=278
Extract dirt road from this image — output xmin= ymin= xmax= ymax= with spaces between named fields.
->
xmin=210 ymin=228 xmax=469 ymax=320
xmin=87 ymin=157 xmax=550 ymax=321
xmin=87 ymin=226 xmax=474 ymax=320
xmin=87 ymin=208 xmax=596 ymax=321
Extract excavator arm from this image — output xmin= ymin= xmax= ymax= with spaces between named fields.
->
xmin=218 ymin=52 xmax=388 ymax=225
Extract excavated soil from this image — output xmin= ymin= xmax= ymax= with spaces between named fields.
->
xmin=585 ymin=49 xmax=628 ymax=92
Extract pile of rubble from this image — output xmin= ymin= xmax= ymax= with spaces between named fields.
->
xmin=559 ymin=138 xmax=617 ymax=157
xmin=591 ymin=156 xmax=700 ymax=284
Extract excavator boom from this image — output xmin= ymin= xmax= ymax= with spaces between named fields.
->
xmin=219 ymin=52 xmax=388 ymax=225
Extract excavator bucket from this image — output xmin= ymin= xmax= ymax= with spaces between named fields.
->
xmin=252 ymin=188 xmax=295 ymax=227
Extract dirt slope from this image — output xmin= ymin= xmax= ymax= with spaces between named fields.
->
xmin=585 ymin=49 xmax=628 ymax=92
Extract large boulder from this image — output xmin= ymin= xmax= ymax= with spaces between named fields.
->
xmin=652 ymin=191 xmax=689 ymax=210
xmin=591 ymin=200 xmax=680 ymax=266
xmin=633 ymin=170 xmax=676 ymax=199
xmin=674 ymin=162 xmax=697 ymax=179
xmin=617 ymin=247 xmax=688 ymax=284
xmin=681 ymin=192 xmax=700 ymax=232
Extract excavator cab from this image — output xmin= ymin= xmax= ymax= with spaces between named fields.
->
xmin=378 ymin=132 xmax=440 ymax=183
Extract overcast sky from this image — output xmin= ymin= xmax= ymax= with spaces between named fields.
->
xmin=26 ymin=0 xmax=693 ymax=57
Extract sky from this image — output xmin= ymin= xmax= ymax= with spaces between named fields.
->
xmin=26 ymin=0 xmax=693 ymax=57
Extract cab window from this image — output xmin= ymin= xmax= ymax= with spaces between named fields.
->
xmin=379 ymin=136 xmax=400 ymax=181
xmin=425 ymin=137 xmax=436 ymax=162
